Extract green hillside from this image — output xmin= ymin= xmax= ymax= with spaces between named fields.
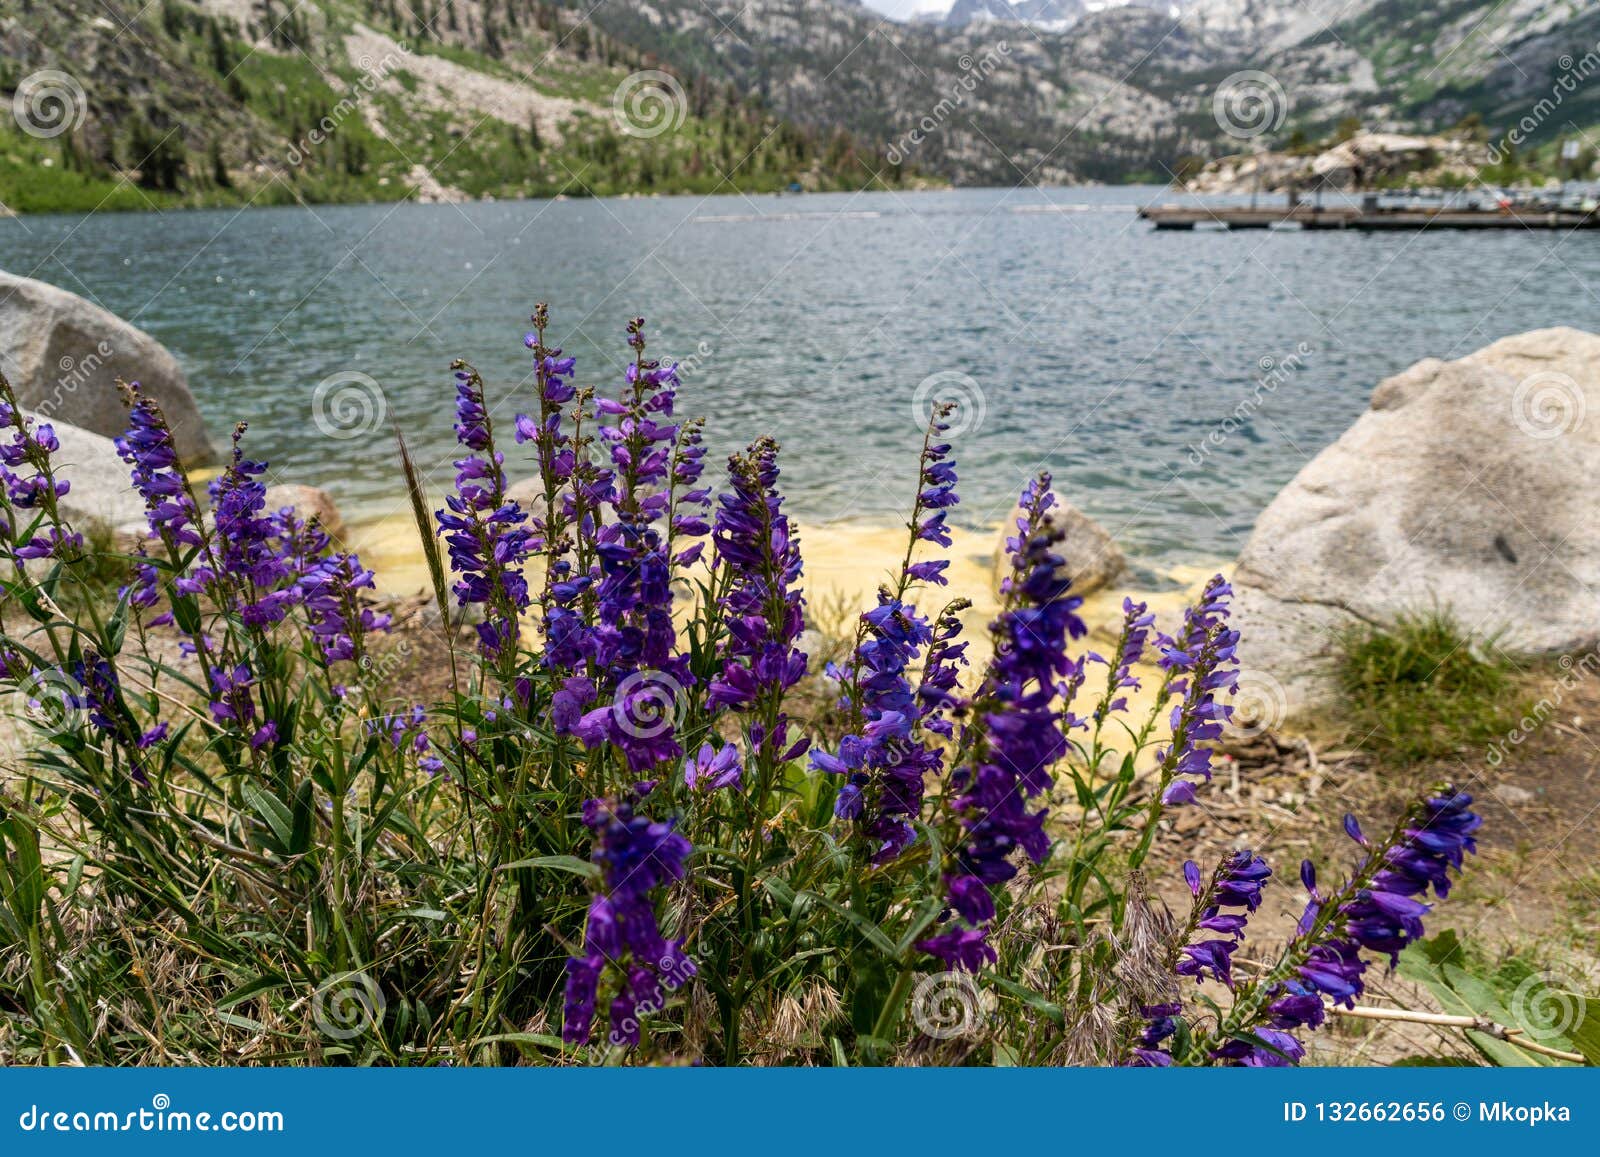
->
xmin=0 ymin=0 xmax=920 ymax=215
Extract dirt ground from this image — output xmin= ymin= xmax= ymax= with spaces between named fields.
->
xmin=1144 ymin=677 xmax=1600 ymax=1063
xmin=364 ymin=581 xmax=1600 ymax=1066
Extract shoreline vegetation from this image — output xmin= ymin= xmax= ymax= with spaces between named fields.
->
xmin=0 ymin=311 xmax=1540 ymax=1067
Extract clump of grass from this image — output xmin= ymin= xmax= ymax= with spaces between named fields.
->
xmin=1334 ymin=610 xmax=1525 ymax=763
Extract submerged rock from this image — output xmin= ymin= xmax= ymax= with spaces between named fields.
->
xmin=1234 ymin=327 xmax=1600 ymax=710
xmin=0 ymin=270 xmax=215 ymax=463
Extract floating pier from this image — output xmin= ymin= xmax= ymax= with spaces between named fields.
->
xmin=1140 ymin=195 xmax=1600 ymax=232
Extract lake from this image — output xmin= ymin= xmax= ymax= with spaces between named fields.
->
xmin=3 ymin=185 xmax=1596 ymax=578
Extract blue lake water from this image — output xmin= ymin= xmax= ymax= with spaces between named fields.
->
xmin=3 ymin=186 xmax=1596 ymax=575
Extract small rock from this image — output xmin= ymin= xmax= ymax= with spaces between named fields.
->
xmin=504 ymin=476 xmax=541 ymax=509
xmin=1491 ymin=783 xmax=1536 ymax=806
xmin=992 ymin=499 xmax=1125 ymax=596
xmin=263 ymin=484 xmax=344 ymax=539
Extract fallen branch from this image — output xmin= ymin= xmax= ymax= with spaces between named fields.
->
xmin=1328 ymin=1002 xmax=1588 ymax=1064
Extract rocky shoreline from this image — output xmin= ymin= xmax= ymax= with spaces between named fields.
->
xmin=1183 ymin=132 xmax=1493 ymax=196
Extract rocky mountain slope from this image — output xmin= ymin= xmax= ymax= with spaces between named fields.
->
xmin=2 ymin=0 xmax=1596 ymax=213
xmin=0 ymin=0 xmax=911 ymax=213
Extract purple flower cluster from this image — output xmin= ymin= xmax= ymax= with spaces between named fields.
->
xmin=1265 ymin=792 xmax=1481 ymax=1032
xmin=811 ymin=416 xmax=964 ymax=863
xmin=437 ymin=364 xmax=532 ymax=660
xmin=0 ymin=401 xmax=82 ymax=561
xmin=368 ymin=705 xmax=445 ymax=774
xmin=563 ymin=792 xmax=697 ymax=1048
xmin=1152 ymin=575 xmax=1238 ymax=807
xmin=919 ymin=474 xmax=1085 ymax=972
xmin=205 ymin=424 xmax=296 ymax=627
xmin=1170 ymin=789 xmax=1484 ymax=1067
xmin=1174 ymin=850 xmax=1272 ymax=989
xmin=300 ymin=553 xmax=391 ymax=664
xmin=707 ymin=437 xmax=808 ymax=767
xmin=567 ymin=322 xmax=697 ymax=771
xmin=1128 ymin=850 xmax=1274 ymax=1066
xmin=1091 ymin=597 xmax=1154 ymax=724
xmin=115 ymin=384 xmax=203 ymax=618
xmin=684 ymin=742 xmax=742 ymax=792
xmin=666 ymin=417 xmax=711 ymax=572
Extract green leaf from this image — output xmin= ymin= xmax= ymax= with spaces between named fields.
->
xmin=218 ymin=975 xmax=290 ymax=1010
xmin=396 ymin=908 xmax=448 ymax=921
xmin=496 ymin=854 xmax=599 ymax=881
xmin=289 ymin=777 xmax=316 ymax=856
xmin=241 ymin=783 xmax=294 ymax=851
xmin=987 ymin=975 xmax=1064 ymax=1027
xmin=1564 ymin=999 xmax=1600 ymax=1065
xmin=797 ymin=889 xmax=896 ymax=957
xmin=474 ymin=1032 xmax=571 ymax=1050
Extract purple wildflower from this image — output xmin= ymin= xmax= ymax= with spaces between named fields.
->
xmin=436 ymin=363 xmax=533 ymax=661
xmin=562 ymin=793 xmax=697 ymax=1047
xmin=706 ymin=437 xmax=808 ymax=776
xmin=1152 ymin=576 xmax=1238 ymax=807
xmin=1215 ymin=789 xmax=1481 ymax=1066
xmin=919 ymin=473 xmax=1085 ymax=971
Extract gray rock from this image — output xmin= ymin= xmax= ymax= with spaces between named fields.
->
xmin=263 ymin=483 xmax=345 ymax=539
xmin=504 ymin=476 xmax=541 ymax=510
xmin=993 ymin=500 xmax=1125 ymax=596
xmin=1234 ymin=327 xmax=1600 ymax=711
xmin=0 ymin=270 xmax=215 ymax=463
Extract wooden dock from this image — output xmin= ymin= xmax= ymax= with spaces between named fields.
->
xmin=1139 ymin=203 xmax=1600 ymax=231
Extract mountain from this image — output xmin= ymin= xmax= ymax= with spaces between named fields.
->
xmin=2 ymin=0 xmax=1596 ymax=214
xmin=941 ymin=0 xmax=1182 ymax=31
xmin=570 ymin=0 xmax=1212 ymax=185
xmin=0 ymin=0 xmax=916 ymax=214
